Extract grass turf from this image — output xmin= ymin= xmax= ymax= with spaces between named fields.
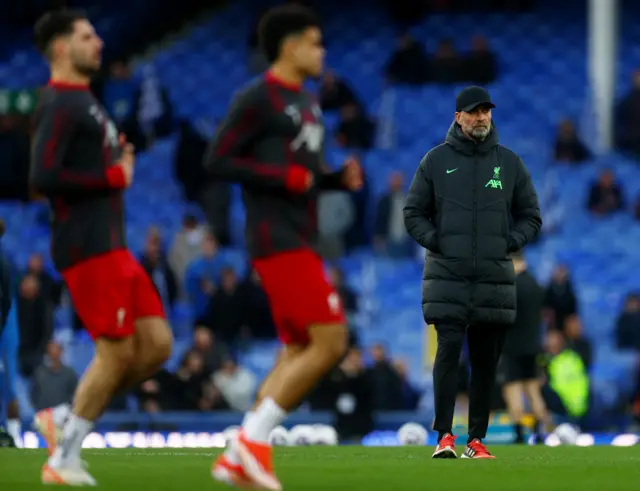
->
xmin=1 ymin=446 xmax=640 ymax=490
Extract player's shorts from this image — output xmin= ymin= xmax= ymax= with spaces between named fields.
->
xmin=501 ymin=354 xmax=539 ymax=383
xmin=252 ymin=248 xmax=345 ymax=345
xmin=62 ymin=249 xmax=165 ymax=341
xmin=0 ymin=306 xmax=19 ymax=402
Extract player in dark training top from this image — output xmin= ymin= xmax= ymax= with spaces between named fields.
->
xmin=29 ymin=10 xmax=172 ymax=486
xmin=206 ymin=5 xmax=362 ymax=489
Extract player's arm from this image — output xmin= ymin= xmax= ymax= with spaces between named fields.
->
xmin=509 ymin=158 xmax=542 ymax=252
xmin=30 ymin=100 xmax=126 ymax=193
xmin=404 ymin=154 xmax=439 ymax=252
xmin=317 ymin=153 xmax=362 ymax=191
xmin=203 ymin=88 xmax=308 ymax=192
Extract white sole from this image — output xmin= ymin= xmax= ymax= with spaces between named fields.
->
xmin=432 ymin=446 xmax=457 ymax=459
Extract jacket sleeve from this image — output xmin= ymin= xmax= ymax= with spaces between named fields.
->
xmin=30 ymin=100 xmax=126 ymax=193
xmin=203 ymin=88 xmax=298 ymax=190
xmin=509 ymin=158 xmax=542 ymax=252
xmin=403 ymin=154 xmax=439 ymax=251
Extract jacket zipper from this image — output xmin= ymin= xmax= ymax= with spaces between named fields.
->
xmin=472 ymin=157 xmax=478 ymax=274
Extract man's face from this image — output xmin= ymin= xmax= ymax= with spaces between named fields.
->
xmin=456 ymin=106 xmax=492 ymax=141
xmin=28 ymin=254 xmax=44 ymax=273
xmin=288 ymin=26 xmax=325 ymax=78
xmin=599 ymin=171 xmax=614 ymax=187
xmin=60 ymin=19 xmax=103 ymax=76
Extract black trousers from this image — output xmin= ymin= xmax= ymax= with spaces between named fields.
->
xmin=433 ymin=323 xmax=507 ymax=440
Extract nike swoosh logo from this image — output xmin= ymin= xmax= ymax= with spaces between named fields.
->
xmin=446 ymin=168 xmax=458 ymax=174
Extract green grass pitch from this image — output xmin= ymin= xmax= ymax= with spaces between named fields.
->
xmin=1 ymin=446 xmax=640 ymax=490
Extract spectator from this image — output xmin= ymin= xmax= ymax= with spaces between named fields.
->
xmin=30 ymin=341 xmax=77 ymax=411
xmin=136 ymin=370 xmax=175 ymax=413
xmin=431 ymin=39 xmax=462 ymax=84
xmin=318 ymin=178 xmax=355 ymax=260
xmin=199 ymin=267 xmax=244 ymax=344
xmin=169 ymin=215 xmax=208 ymax=297
xmin=392 ymin=359 xmax=421 ymax=410
xmin=344 ymin=155 xmax=372 ymax=251
xmin=374 ymin=171 xmax=413 ymax=257
xmin=554 ymin=119 xmax=590 ymax=163
xmin=541 ymin=330 xmax=590 ymax=425
xmin=17 ymin=274 xmax=52 ymax=377
xmin=238 ymin=269 xmax=277 ymax=340
xmin=616 ymin=293 xmax=640 ymax=350
xmin=462 ymin=35 xmax=497 ymax=85
xmin=171 ymin=351 xmax=217 ymax=411
xmin=384 ymin=33 xmax=430 ymax=86
xmin=367 ymin=344 xmax=404 ymax=410
xmin=173 ymin=119 xmax=209 ymax=198
xmin=332 ymin=348 xmax=374 ymax=442
xmin=587 ymin=168 xmax=625 ymax=215
xmin=94 ymin=60 xmax=140 ymax=134
xmin=327 ymin=266 xmax=358 ymax=315
xmin=173 ymin=119 xmax=231 ymax=245
xmin=564 ymin=316 xmax=592 ymax=369
xmin=543 ymin=265 xmax=578 ymax=332
xmin=319 ymin=70 xmax=359 ymax=111
xmin=190 ymin=327 xmax=227 ymax=374
xmin=185 ymin=232 xmax=227 ymax=318
xmin=336 ymin=103 xmax=376 ymax=150
xmin=212 ymin=358 xmax=257 ymax=412
xmin=140 ymin=227 xmax=177 ymax=314
xmin=25 ymin=253 xmax=62 ymax=306
xmin=615 ymin=70 xmax=640 ymax=157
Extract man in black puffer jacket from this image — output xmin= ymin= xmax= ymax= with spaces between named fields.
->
xmin=404 ymin=86 xmax=541 ymax=460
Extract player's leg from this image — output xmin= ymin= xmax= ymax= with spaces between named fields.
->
xmin=432 ymin=323 xmax=465 ymax=458
xmin=114 ymin=254 xmax=173 ymax=392
xmin=116 ymin=317 xmax=173 ymax=391
xmin=213 ymin=345 xmax=305 ymax=487
xmin=523 ymin=378 xmax=550 ymax=439
xmin=463 ymin=325 xmax=507 ymax=459
xmin=502 ymin=379 xmax=526 ymax=443
xmin=235 ymin=251 xmax=347 ymax=490
xmin=237 ymin=324 xmax=347 ymax=491
xmin=42 ymin=252 xmax=138 ymax=486
xmin=6 ymin=400 xmax=21 ymax=448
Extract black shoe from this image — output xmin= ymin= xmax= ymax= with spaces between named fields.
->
xmin=0 ymin=427 xmax=16 ymax=448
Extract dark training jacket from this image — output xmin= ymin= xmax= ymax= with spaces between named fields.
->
xmin=404 ymin=122 xmax=542 ymax=326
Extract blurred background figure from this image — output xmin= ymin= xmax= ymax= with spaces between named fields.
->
xmin=0 ymin=0 xmax=638 ymax=450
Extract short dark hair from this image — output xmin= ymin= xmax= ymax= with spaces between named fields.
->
xmin=34 ymin=9 xmax=87 ymax=57
xmin=258 ymin=5 xmax=320 ymax=63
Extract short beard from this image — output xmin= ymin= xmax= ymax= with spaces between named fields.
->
xmin=74 ymin=63 xmax=99 ymax=79
xmin=470 ymin=126 xmax=490 ymax=141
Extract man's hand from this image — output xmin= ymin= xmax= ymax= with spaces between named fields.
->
xmin=117 ymin=134 xmax=135 ymax=187
xmin=341 ymin=157 xmax=363 ymax=191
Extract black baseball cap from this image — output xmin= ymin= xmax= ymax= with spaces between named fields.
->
xmin=455 ymin=86 xmax=495 ymax=113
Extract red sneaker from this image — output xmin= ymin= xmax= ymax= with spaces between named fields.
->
xmin=236 ymin=432 xmax=282 ymax=491
xmin=432 ymin=433 xmax=457 ymax=459
xmin=462 ymin=439 xmax=496 ymax=459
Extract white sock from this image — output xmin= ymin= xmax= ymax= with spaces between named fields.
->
xmin=244 ymin=398 xmax=286 ymax=443
xmin=224 ymin=411 xmax=254 ymax=465
xmin=49 ymin=414 xmax=94 ymax=468
xmin=51 ymin=404 xmax=71 ymax=427
xmin=7 ymin=419 xmax=22 ymax=448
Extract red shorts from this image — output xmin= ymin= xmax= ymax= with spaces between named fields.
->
xmin=61 ymin=249 xmax=165 ymax=340
xmin=252 ymin=248 xmax=345 ymax=345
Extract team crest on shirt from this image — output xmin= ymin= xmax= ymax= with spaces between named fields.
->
xmin=89 ymin=104 xmax=118 ymax=149
xmin=286 ymin=104 xmax=324 ymax=153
